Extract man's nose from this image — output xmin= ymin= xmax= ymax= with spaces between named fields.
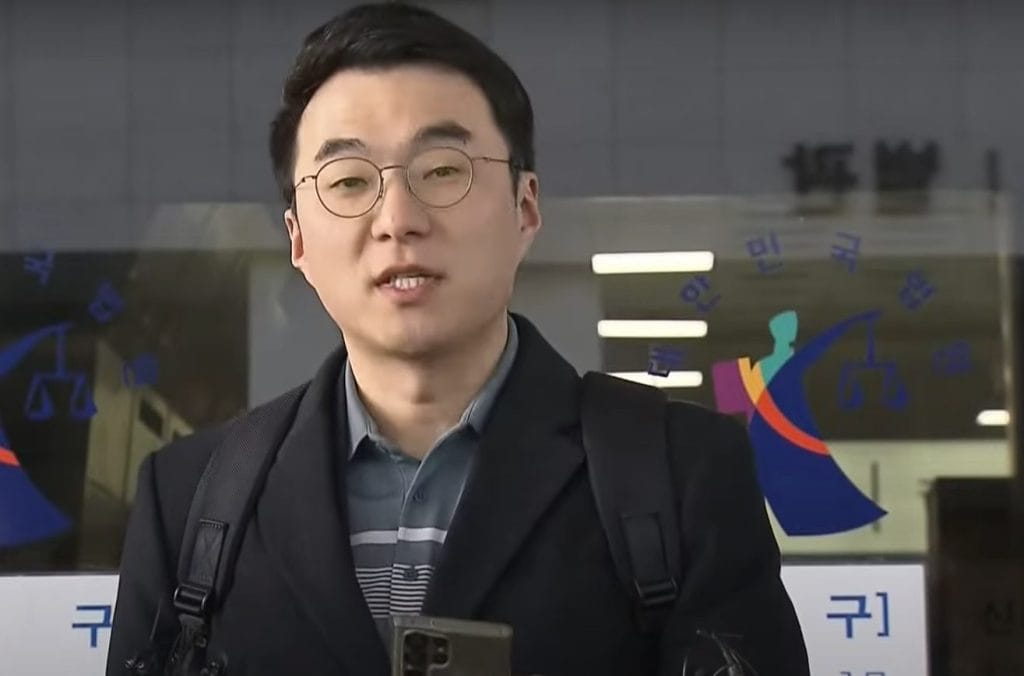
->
xmin=370 ymin=170 xmax=431 ymax=240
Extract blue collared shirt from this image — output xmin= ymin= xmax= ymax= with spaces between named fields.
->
xmin=343 ymin=314 xmax=519 ymax=640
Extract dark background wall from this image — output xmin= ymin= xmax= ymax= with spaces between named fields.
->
xmin=2 ymin=0 xmax=1021 ymax=243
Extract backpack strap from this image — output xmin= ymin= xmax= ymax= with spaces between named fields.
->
xmin=581 ymin=371 xmax=681 ymax=634
xmin=168 ymin=386 xmax=306 ymax=669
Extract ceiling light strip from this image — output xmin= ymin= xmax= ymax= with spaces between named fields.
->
xmin=591 ymin=251 xmax=714 ymax=274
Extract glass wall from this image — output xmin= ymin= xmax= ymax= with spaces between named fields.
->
xmin=2 ymin=1 xmax=1023 ymax=673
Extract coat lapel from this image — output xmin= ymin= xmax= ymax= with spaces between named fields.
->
xmin=255 ymin=345 xmax=390 ymax=676
xmin=253 ymin=313 xmax=587 ymax=667
xmin=422 ymin=314 xmax=586 ymax=619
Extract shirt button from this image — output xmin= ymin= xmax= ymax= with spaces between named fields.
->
xmin=412 ymin=489 xmax=426 ymax=503
xmin=403 ymin=567 xmax=419 ymax=581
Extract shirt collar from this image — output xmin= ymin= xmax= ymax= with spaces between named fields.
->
xmin=344 ymin=314 xmax=519 ymax=459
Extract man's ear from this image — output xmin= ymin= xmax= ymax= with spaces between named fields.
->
xmin=283 ymin=208 xmax=305 ymax=269
xmin=515 ymin=172 xmax=542 ymax=261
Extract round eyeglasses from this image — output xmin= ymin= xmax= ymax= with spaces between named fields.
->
xmin=292 ymin=146 xmax=518 ymax=218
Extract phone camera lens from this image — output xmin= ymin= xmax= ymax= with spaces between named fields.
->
xmin=431 ymin=638 xmax=450 ymax=666
xmin=406 ymin=632 xmax=428 ymax=651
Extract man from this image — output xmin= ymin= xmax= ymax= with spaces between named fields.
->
xmin=108 ymin=3 xmax=809 ymax=675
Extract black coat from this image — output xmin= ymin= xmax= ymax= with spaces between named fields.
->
xmin=107 ymin=313 xmax=809 ymax=676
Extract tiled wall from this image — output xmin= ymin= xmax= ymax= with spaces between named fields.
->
xmin=2 ymin=0 xmax=1022 ymax=243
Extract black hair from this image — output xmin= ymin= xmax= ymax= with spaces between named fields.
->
xmin=269 ymin=1 xmax=535 ymax=205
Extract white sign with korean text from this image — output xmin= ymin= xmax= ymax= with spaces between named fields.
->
xmin=782 ymin=564 xmax=928 ymax=676
xmin=0 ymin=565 xmax=926 ymax=675
xmin=0 ymin=574 xmax=119 ymax=676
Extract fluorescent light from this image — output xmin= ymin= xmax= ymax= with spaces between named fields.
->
xmin=608 ymin=371 xmax=704 ymax=388
xmin=591 ymin=251 xmax=714 ymax=274
xmin=598 ymin=320 xmax=707 ymax=339
xmin=976 ymin=409 xmax=1010 ymax=427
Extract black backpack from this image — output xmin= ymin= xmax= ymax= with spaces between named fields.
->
xmin=128 ymin=372 xmax=690 ymax=675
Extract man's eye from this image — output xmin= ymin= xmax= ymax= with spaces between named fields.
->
xmin=329 ymin=177 xmax=368 ymax=190
xmin=426 ymin=166 xmax=461 ymax=179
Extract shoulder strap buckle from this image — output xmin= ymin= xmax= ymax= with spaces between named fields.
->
xmin=634 ymin=577 xmax=679 ymax=609
xmin=172 ymin=582 xmax=213 ymax=619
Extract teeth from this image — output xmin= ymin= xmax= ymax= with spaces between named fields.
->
xmin=388 ymin=274 xmax=432 ymax=290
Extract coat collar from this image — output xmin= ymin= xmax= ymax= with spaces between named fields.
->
xmin=255 ymin=344 xmax=389 ymax=674
xmin=421 ymin=314 xmax=584 ymax=617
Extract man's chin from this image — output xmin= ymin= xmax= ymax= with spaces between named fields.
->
xmin=377 ymin=323 xmax=451 ymax=359
xmin=344 ymin=307 xmax=493 ymax=359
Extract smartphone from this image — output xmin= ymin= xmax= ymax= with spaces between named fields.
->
xmin=390 ymin=615 xmax=513 ymax=676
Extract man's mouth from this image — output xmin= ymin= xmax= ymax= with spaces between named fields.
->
xmin=380 ymin=273 xmax=439 ymax=290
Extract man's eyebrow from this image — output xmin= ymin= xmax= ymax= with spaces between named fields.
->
xmin=410 ymin=121 xmax=473 ymax=147
xmin=313 ymin=137 xmax=367 ymax=165
xmin=310 ymin=122 xmax=473 ymax=166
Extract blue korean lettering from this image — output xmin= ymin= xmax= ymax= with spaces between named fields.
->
xmin=827 ymin=594 xmax=872 ymax=639
xmin=88 ymin=281 xmax=125 ymax=324
xmin=932 ymin=340 xmax=972 ymax=376
xmin=746 ymin=232 xmax=783 ymax=274
xmin=826 ymin=592 xmax=891 ymax=640
xmin=679 ymin=275 xmax=720 ymax=314
xmin=23 ymin=251 xmax=56 ymax=286
xmin=647 ymin=346 xmax=685 ymax=377
xmin=875 ymin=592 xmax=890 ymax=637
xmin=898 ymin=270 xmax=936 ymax=311
xmin=831 ymin=232 xmax=861 ymax=273
xmin=71 ymin=604 xmax=113 ymax=649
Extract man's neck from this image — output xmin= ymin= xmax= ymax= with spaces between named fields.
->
xmin=346 ymin=314 xmax=510 ymax=460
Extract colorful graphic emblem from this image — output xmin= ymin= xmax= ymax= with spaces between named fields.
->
xmin=712 ymin=310 xmax=888 ymax=535
xmin=0 ymin=324 xmax=76 ymax=548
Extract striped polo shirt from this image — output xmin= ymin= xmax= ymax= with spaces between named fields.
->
xmin=343 ymin=314 xmax=519 ymax=641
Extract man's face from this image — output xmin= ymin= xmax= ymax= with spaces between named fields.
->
xmin=285 ymin=65 xmax=541 ymax=360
